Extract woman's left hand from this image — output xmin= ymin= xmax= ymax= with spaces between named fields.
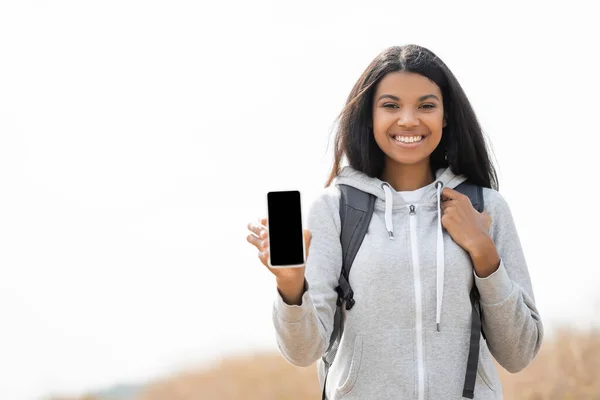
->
xmin=440 ymin=187 xmax=492 ymax=254
xmin=441 ymin=187 xmax=501 ymax=278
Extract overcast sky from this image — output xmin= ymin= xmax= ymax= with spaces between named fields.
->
xmin=1 ymin=1 xmax=599 ymax=399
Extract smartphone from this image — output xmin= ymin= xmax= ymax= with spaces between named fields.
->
xmin=266 ymin=190 xmax=306 ymax=268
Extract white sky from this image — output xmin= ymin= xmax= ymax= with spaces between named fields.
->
xmin=1 ymin=1 xmax=599 ymax=399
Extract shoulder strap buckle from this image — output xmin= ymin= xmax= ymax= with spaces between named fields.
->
xmin=335 ymin=275 xmax=355 ymax=310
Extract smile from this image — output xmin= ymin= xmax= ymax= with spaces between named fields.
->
xmin=390 ymin=134 xmax=426 ymax=149
xmin=393 ymin=135 xmax=424 ymax=143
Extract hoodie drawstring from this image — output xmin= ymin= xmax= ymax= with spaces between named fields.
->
xmin=380 ymin=181 xmax=446 ymax=332
xmin=382 ymin=183 xmax=395 ymax=240
xmin=435 ymin=181 xmax=444 ymax=332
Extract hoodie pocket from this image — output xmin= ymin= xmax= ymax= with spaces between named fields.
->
xmin=334 ymin=335 xmax=363 ymax=398
xmin=477 ymin=341 xmax=500 ymax=393
xmin=477 ymin=365 xmax=494 ymax=392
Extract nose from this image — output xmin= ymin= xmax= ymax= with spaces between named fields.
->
xmin=396 ymin=109 xmax=419 ymax=127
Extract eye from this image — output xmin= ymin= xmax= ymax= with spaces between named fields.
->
xmin=421 ymin=104 xmax=436 ymax=109
xmin=383 ymin=103 xmax=398 ymax=108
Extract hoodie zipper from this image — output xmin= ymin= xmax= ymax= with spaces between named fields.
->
xmin=409 ymin=204 xmax=425 ymax=400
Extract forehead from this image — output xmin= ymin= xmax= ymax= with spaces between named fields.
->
xmin=375 ymin=72 xmax=442 ymax=97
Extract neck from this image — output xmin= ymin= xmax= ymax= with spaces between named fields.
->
xmin=381 ymin=159 xmax=435 ymax=192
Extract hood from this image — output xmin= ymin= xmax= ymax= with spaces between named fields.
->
xmin=335 ymin=165 xmax=468 ymax=206
xmin=334 ymin=165 xmax=469 ymax=333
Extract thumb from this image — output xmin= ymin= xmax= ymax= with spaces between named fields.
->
xmin=480 ymin=211 xmax=492 ymax=230
xmin=304 ymin=229 xmax=312 ymax=259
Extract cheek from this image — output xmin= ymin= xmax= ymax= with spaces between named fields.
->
xmin=372 ymin=109 xmax=389 ymax=127
xmin=426 ymin=115 xmax=445 ymax=135
xmin=372 ymin=130 xmax=388 ymax=149
xmin=427 ymin=111 xmax=445 ymax=127
xmin=428 ymin=132 xmax=443 ymax=150
xmin=372 ymin=113 xmax=389 ymax=137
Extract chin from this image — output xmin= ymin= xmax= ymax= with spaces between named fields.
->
xmin=387 ymin=155 xmax=430 ymax=166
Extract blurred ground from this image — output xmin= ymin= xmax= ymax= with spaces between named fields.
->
xmin=51 ymin=327 xmax=600 ymax=400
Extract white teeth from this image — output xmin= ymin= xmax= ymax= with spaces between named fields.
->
xmin=394 ymin=135 xmax=423 ymax=143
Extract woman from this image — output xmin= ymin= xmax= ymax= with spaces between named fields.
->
xmin=246 ymin=44 xmax=543 ymax=399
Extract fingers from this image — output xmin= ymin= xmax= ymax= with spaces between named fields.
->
xmin=247 ymin=217 xmax=268 ymax=237
xmin=441 ymin=187 xmax=457 ymax=199
xmin=440 ymin=199 xmax=457 ymax=210
xmin=441 ymin=187 xmax=468 ymax=201
xmin=246 ymin=220 xmax=269 ymax=268
xmin=247 ymin=217 xmax=269 ymax=253
xmin=246 ymin=231 xmax=268 ymax=250
xmin=258 ymin=249 xmax=270 ymax=266
xmin=247 ymin=224 xmax=268 ymax=239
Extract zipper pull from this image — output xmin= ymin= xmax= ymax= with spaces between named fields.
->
xmin=409 ymin=205 xmax=416 ymax=215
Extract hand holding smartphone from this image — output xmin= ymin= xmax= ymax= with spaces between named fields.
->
xmin=246 ymin=190 xmax=311 ymax=305
xmin=266 ymin=190 xmax=306 ymax=268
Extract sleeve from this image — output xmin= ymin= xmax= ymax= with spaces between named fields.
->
xmin=473 ymin=189 xmax=544 ymax=373
xmin=271 ymin=188 xmax=343 ymax=367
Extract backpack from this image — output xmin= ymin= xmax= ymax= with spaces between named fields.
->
xmin=321 ymin=182 xmax=486 ymax=400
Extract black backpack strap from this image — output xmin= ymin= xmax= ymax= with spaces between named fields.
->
xmin=338 ymin=184 xmax=376 ymax=309
xmin=321 ymin=183 xmax=375 ymax=400
xmin=462 ymin=285 xmax=484 ymax=398
xmin=455 ymin=181 xmax=484 ymax=213
xmin=455 ymin=181 xmax=486 ymax=399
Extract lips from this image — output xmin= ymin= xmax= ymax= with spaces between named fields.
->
xmin=390 ymin=133 xmax=427 ymax=138
xmin=390 ymin=133 xmax=426 ymax=148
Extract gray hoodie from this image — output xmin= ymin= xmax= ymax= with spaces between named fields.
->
xmin=272 ymin=165 xmax=544 ymax=400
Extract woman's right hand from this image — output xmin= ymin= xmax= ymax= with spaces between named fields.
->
xmin=246 ymin=217 xmax=312 ymax=304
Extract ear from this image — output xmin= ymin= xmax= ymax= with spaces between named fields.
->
xmin=442 ymin=118 xmax=447 ymax=128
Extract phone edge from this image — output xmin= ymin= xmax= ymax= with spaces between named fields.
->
xmin=266 ymin=190 xmax=306 ymax=269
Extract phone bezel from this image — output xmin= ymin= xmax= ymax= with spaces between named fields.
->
xmin=265 ymin=190 xmax=306 ymax=268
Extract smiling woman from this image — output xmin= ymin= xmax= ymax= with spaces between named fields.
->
xmin=246 ymin=44 xmax=544 ymax=400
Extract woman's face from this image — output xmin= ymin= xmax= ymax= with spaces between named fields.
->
xmin=371 ymin=71 xmax=446 ymax=168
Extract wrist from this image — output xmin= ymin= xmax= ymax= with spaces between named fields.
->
xmin=467 ymin=233 xmax=495 ymax=257
xmin=468 ymin=235 xmax=501 ymax=278
xmin=276 ymin=275 xmax=305 ymax=290
xmin=276 ymin=277 xmax=306 ymax=305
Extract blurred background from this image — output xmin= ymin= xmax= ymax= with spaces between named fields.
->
xmin=1 ymin=0 xmax=599 ymax=399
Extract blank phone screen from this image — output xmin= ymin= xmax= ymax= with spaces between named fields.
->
xmin=267 ymin=191 xmax=305 ymax=266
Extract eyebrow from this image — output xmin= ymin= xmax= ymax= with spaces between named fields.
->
xmin=377 ymin=94 xmax=440 ymax=102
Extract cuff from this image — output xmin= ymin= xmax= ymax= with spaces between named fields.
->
xmin=273 ymin=279 xmax=311 ymax=323
xmin=473 ymin=259 xmax=514 ymax=305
